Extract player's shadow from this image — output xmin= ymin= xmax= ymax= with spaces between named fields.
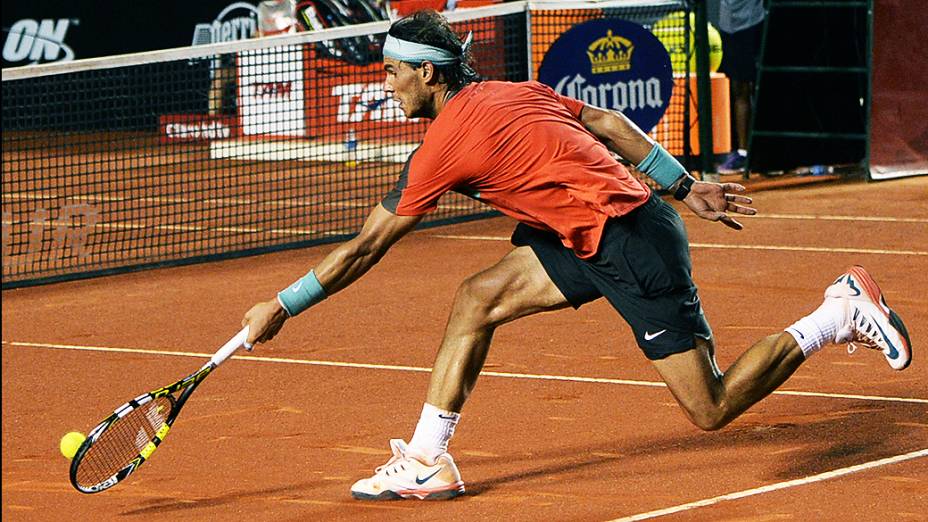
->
xmin=119 ymin=480 xmax=321 ymax=516
xmin=465 ymin=400 xmax=924 ymax=496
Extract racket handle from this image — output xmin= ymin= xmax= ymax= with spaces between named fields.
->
xmin=210 ymin=326 xmax=250 ymax=367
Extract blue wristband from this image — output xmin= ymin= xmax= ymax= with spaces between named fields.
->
xmin=636 ymin=144 xmax=686 ymax=189
xmin=277 ymin=270 xmax=327 ymax=317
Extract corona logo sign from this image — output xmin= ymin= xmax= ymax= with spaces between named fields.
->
xmin=587 ymin=30 xmax=633 ymax=74
xmin=539 ymin=18 xmax=673 ymax=133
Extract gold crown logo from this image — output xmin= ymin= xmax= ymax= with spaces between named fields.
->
xmin=587 ymin=30 xmax=634 ymax=74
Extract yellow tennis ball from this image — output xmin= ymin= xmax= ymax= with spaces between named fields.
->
xmin=653 ymin=11 xmax=723 ymax=73
xmin=60 ymin=431 xmax=86 ymax=460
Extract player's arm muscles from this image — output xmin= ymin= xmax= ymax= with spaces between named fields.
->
xmin=314 ymin=203 xmax=421 ymax=294
xmin=577 ymin=104 xmax=693 ymax=193
xmin=577 ymin=104 xmax=755 ymax=229
xmin=576 ymin=104 xmax=656 ymax=165
xmin=243 ymin=204 xmax=421 ymax=344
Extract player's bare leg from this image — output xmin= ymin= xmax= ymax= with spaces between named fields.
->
xmin=351 ymin=246 xmax=569 ymax=500
xmin=427 ymin=246 xmax=571 ymax=412
xmin=650 ymin=333 xmax=804 ymax=431
xmin=650 ymin=265 xmax=912 ymax=431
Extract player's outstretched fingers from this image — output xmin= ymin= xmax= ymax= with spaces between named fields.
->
xmin=724 ymin=193 xmax=756 ymax=215
xmin=724 ymin=192 xmax=753 ymax=204
xmin=718 ymin=213 xmax=744 ymax=230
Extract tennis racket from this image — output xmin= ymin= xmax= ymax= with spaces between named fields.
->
xmin=69 ymin=326 xmax=252 ymax=494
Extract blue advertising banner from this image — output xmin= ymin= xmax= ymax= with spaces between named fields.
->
xmin=538 ymin=18 xmax=673 ymax=133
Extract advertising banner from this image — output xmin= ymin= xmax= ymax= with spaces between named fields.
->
xmin=2 ymin=1 xmax=259 ymax=67
xmin=537 ymin=18 xmax=674 ymax=134
xmin=238 ymin=45 xmax=307 ymax=138
xmin=159 ymin=114 xmax=239 ymax=143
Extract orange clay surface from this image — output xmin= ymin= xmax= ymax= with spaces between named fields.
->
xmin=3 ymin=177 xmax=927 ymax=521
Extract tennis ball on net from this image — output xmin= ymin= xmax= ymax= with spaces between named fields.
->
xmin=60 ymin=431 xmax=86 ymax=460
xmin=652 ymin=11 xmax=723 ymax=73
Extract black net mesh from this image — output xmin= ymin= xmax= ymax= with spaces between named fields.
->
xmin=532 ymin=2 xmax=694 ymax=173
xmin=3 ymin=3 xmax=691 ymax=288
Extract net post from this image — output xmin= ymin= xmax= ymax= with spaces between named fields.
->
xmin=694 ymin=0 xmax=716 ymax=180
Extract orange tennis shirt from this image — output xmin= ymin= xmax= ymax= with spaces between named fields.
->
xmin=381 ymin=80 xmax=651 ymax=259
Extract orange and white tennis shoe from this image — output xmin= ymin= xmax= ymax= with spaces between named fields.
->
xmin=350 ymin=439 xmax=465 ymax=500
xmin=826 ymin=266 xmax=912 ymax=370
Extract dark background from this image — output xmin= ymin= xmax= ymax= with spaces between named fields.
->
xmin=2 ymin=1 xmax=261 ymax=67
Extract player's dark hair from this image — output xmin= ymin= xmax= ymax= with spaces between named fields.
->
xmin=388 ymin=10 xmax=482 ymax=91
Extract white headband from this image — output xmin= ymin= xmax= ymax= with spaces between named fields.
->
xmin=383 ymin=32 xmax=473 ymax=65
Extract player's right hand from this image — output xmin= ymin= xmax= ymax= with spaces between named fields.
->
xmin=242 ymin=298 xmax=289 ymax=346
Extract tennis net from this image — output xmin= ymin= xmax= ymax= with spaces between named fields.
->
xmin=2 ymin=1 xmax=692 ymax=288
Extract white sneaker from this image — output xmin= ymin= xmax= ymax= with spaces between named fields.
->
xmin=350 ymin=439 xmax=465 ymax=500
xmin=826 ymin=266 xmax=912 ymax=370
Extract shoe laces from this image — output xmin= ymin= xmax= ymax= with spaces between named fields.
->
xmin=374 ymin=458 xmax=410 ymax=477
xmin=845 ymin=308 xmax=884 ymax=355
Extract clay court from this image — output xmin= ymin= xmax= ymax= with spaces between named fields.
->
xmin=3 ymin=176 xmax=926 ymax=521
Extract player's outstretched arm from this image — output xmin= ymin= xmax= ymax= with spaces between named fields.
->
xmin=243 ymin=204 xmax=422 ymax=345
xmin=577 ymin=104 xmax=656 ymax=164
xmin=578 ymin=104 xmax=756 ymax=229
xmin=578 ymin=104 xmax=688 ymax=190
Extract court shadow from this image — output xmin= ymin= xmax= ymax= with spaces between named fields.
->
xmin=470 ymin=400 xmax=924 ymax=494
xmin=119 ymin=480 xmax=321 ymax=516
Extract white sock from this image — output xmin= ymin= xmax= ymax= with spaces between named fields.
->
xmin=408 ymin=403 xmax=460 ymax=463
xmin=785 ymin=298 xmax=845 ymax=358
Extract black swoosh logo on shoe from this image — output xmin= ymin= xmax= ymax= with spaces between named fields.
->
xmin=415 ymin=469 xmax=441 ymax=485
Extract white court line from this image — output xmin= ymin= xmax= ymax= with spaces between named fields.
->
xmin=607 ymin=448 xmax=928 ymax=521
xmin=3 ymin=340 xmax=926 ymax=405
xmin=2 ymin=191 xmax=480 ymax=212
xmin=6 ymin=192 xmax=923 ymax=223
xmin=687 ymin=213 xmax=928 ymax=224
xmin=430 ymin=235 xmax=928 ymax=256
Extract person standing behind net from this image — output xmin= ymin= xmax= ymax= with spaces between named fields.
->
xmin=716 ymin=0 xmax=765 ymax=174
xmin=241 ymin=10 xmax=912 ymax=501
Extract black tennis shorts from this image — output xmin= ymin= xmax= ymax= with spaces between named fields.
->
xmin=511 ymin=193 xmax=712 ymax=360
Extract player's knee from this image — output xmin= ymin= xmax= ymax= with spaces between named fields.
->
xmin=688 ymin=408 xmax=730 ymax=431
xmin=454 ymin=275 xmax=509 ymax=327
xmin=693 ymin=416 xmax=727 ymax=432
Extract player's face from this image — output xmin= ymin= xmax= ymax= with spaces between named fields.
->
xmin=383 ymin=57 xmax=432 ymax=119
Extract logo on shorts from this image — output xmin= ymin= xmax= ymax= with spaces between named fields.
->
xmin=644 ymin=329 xmax=667 ymax=341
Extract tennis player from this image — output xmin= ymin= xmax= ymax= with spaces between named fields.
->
xmin=242 ymin=10 xmax=912 ymax=501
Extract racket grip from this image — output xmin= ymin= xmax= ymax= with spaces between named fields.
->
xmin=210 ymin=326 xmax=250 ymax=367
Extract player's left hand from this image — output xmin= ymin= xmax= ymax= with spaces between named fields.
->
xmin=682 ymin=181 xmax=756 ymax=230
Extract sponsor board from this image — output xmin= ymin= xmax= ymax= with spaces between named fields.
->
xmin=191 ymin=2 xmax=259 ymax=45
xmin=235 ymin=47 xmax=421 ymax=141
xmin=3 ymin=18 xmax=78 ymax=65
xmin=238 ymin=45 xmax=307 ymax=137
xmin=159 ymin=115 xmax=238 ymax=143
xmin=306 ymin=59 xmax=420 ymax=141
xmin=538 ymin=18 xmax=674 ymax=133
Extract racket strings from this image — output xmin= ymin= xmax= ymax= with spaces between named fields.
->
xmin=75 ymin=396 xmax=173 ymax=487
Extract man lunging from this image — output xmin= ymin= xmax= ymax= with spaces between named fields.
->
xmin=241 ymin=11 xmax=912 ymax=500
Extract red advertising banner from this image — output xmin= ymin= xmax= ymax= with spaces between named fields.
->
xmin=305 ymin=55 xmax=424 ymax=142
